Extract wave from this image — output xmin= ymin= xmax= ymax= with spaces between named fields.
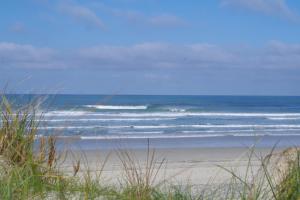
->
xmin=75 ymin=133 xmax=300 ymax=140
xmin=40 ymin=117 xmax=176 ymax=122
xmin=43 ymin=111 xmax=300 ymax=118
xmin=38 ymin=125 xmax=128 ymax=130
xmin=84 ymin=105 xmax=148 ymax=110
xmin=79 ymin=134 xmax=224 ymax=140
xmin=267 ymin=117 xmax=300 ymax=120
xmin=43 ymin=111 xmax=91 ymax=116
xmin=160 ymin=106 xmax=187 ymax=112
xmin=38 ymin=124 xmax=300 ymax=130
xmin=132 ymin=124 xmax=300 ymax=129
xmin=114 ymin=112 xmax=300 ymax=118
xmin=109 ymin=131 xmax=164 ymax=135
xmin=169 ymin=108 xmax=186 ymax=112
xmin=183 ymin=128 xmax=300 ymax=134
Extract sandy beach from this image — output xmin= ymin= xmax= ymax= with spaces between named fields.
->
xmin=59 ymin=147 xmax=281 ymax=186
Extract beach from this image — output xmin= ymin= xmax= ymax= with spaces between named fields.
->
xmin=59 ymin=145 xmax=282 ymax=186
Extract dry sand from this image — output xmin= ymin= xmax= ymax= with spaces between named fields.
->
xmin=58 ymin=147 xmax=282 ymax=186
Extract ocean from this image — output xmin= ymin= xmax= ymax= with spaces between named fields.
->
xmin=6 ymin=94 xmax=300 ymax=149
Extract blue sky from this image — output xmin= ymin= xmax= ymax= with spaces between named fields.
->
xmin=1 ymin=0 xmax=300 ymax=95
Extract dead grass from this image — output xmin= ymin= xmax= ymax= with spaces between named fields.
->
xmin=117 ymin=140 xmax=166 ymax=199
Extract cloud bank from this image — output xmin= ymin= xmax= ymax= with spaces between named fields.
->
xmin=0 ymin=41 xmax=299 ymax=70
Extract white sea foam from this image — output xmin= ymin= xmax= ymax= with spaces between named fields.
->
xmin=84 ymin=105 xmax=148 ymax=110
xmin=168 ymin=108 xmax=186 ymax=112
xmin=38 ymin=124 xmax=300 ymax=130
xmin=133 ymin=124 xmax=300 ymax=129
xmin=44 ymin=111 xmax=91 ymax=116
xmin=183 ymin=129 xmax=300 ymax=134
xmin=230 ymin=133 xmax=300 ymax=137
xmin=267 ymin=117 xmax=300 ymax=120
xmin=110 ymin=131 xmax=164 ymax=135
xmin=113 ymin=112 xmax=300 ymax=118
xmin=40 ymin=117 xmax=176 ymax=122
xmin=36 ymin=128 xmax=300 ymax=140
xmin=38 ymin=125 xmax=128 ymax=130
xmin=79 ymin=134 xmax=225 ymax=140
xmin=43 ymin=111 xmax=300 ymax=118
xmin=78 ymin=133 xmax=300 ymax=140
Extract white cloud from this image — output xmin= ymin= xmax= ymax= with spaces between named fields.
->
xmin=0 ymin=42 xmax=64 ymax=69
xmin=76 ymin=43 xmax=236 ymax=69
xmin=58 ymin=1 xmax=104 ymax=29
xmin=221 ymin=0 xmax=298 ymax=20
xmin=0 ymin=41 xmax=300 ymax=70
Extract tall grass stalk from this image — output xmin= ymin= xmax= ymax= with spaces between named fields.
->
xmin=117 ymin=140 xmax=166 ymax=200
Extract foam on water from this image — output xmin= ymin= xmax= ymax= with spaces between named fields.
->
xmin=182 ymin=129 xmax=300 ymax=133
xmin=131 ymin=124 xmax=300 ymax=129
xmin=84 ymin=105 xmax=148 ymax=110
xmin=44 ymin=111 xmax=91 ymax=116
xmin=79 ymin=134 xmax=225 ymax=140
xmin=43 ymin=111 xmax=300 ymax=118
xmin=38 ymin=124 xmax=300 ymax=130
xmin=78 ymin=133 xmax=300 ymax=140
xmin=267 ymin=117 xmax=300 ymax=120
xmin=113 ymin=112 xmax=300 ymax=117
xmin=40 ymin=117 xmax=176 ymax=122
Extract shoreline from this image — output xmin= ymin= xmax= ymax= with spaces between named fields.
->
xmin=51 ymin=135 xmax=300 ymax=151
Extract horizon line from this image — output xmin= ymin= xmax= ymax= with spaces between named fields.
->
xmin=3 ymin=93 xmax=300 ymax=97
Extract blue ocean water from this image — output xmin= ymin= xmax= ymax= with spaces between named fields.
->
xmin=7 ymin=94 xmax=300 ymax=149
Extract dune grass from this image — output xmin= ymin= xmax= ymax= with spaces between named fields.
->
xmin=0 ymin=96 xmax=299 ymax=199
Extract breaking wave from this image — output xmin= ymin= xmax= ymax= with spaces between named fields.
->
xmin=84 ymin=105 xmax=148 ymax=110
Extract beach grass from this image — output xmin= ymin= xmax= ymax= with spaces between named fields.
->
xmin=0 ymin=96 xmax=300 ymax=200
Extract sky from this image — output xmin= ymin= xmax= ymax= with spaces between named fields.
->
xmin=1 ymin=0 xmax=300 ymax=95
